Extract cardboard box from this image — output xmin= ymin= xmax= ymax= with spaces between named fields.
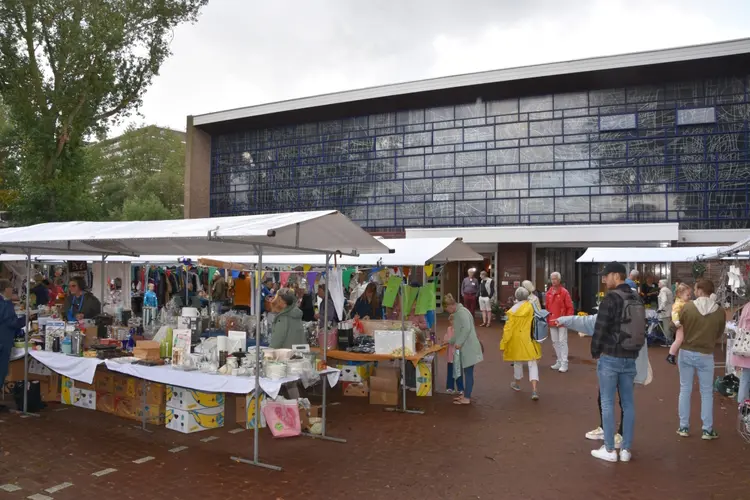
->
xmin=337 ymin=364 xmax=373 ymax=383
xmin=96 ymin=393 xmax=116 ymax=414
xmin=114 ymin=396 xmax=138 ymax=420
xmin=40 ymin=374 xmax=61 ymax=402
xmin=342 ymin=381 xmax=369 ymax=397
xmin=84 ymin=327 xmax=99 ymax=348
xmin=114 ymin=374 xmax=139 ymax=399
xmin=135 ymin=382 xmax=166 ymax=406
xmin=133 ymin=340 xmax=160 ymax=361
xmin=136 ymin=402 xmax=167 ymax=425
xmin=166 ymin=385 xmax=225 ymax=411
xmin=95 ymin=372 xmax=115 ymax=394
xmin=236 ymin=393 xmax=266 ymax=429
xmin=72 ymin=388 xmax=96 ymax=410
xmin=166 ymin=407 xmax=225 ymax=434
xmin=61 ymin=376 xmax=74 ymax=405
xmin=369 ymin=366 xmax=399 ymax=406
xmin=360 ymin=319 xmax=414 ymax=336
xmin=374 ymin=330 xmax=416 ymax=355
xmin=7 ymin=359 xmax=49 ymax=382
xmin=415 ymin=360 xmax=433 ymax=397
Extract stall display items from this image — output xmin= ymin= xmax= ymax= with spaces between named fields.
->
xmin=374 ymin=329 xmax=416 ymax=356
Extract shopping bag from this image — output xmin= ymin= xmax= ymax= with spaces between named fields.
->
xmin=262 ymin=400 xmax=301 ymax=438
xmin=453 ymin=348 xmax=462 ymax=380
xmin=731 ymin=328 xmax=750 ymax=357
xmin=634 ymin=343 xmax=652 ymax=386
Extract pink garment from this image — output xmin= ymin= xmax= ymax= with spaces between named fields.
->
xmin=732 ymin=304 xmax=750 ymax=368
xmin=444 ymin=326 xmax=456 ymax=360
xmin=280 ymin=272 xmax=291 ymax=287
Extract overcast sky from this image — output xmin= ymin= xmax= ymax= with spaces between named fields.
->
xmin=126 ymin=0 xmax=750 ymax=134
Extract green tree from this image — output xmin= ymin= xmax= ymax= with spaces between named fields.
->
xmin=88 ymin=124 xmax=185 ymax=220
xmin=120 ymin=192 xmax=178 ymax=221
xmin=0 ymin=0 xmax=207 ymax=224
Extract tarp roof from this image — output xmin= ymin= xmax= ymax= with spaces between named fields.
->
xmin=200 ymin=237 xmax=483 ymax=267
xmin=0 ymin=211 xmax=390 ymax=257
xmin=577 ymin=246 xmax=750 ymax=263
xmin=697 ymin=235 xmax=750 ymax=260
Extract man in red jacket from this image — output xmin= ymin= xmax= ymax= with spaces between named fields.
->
xmin=545 ymin=272 xmax=574 ymax=373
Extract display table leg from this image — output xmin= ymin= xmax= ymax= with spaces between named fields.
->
xmin=302 ymin=373 xmax=346 ymax=444
xmin=135 ymin=379 xmax=152 ymax=433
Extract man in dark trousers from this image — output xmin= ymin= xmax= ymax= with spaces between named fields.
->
xmin=0 ymin=279 xmax=26 ymax=412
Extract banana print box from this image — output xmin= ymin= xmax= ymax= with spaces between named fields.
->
xmin=166 ymin=407 xmax=225 ymax=434
xmin=415 ymin=360 xmax=432 ymax=397
xmin=166 ymin=385 xmax=225 ymax=411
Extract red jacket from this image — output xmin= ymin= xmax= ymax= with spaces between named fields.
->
xmin=545 ymin=286 xmax=574 ymax=327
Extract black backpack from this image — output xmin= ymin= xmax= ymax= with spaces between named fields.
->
xmin=611 ymin=289 xmax=646 ymax=351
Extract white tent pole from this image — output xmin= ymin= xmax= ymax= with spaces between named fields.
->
xmin=22 ymin=250 xmax=31 ymax=414
xmin=302 ymin=253 xmax=346 ymax=444
xmin=231 ymin=247 xmax=281 ymax=471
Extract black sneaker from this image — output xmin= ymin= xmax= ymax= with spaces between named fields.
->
xmin=702 ymin=429 xmax=719 ymax=440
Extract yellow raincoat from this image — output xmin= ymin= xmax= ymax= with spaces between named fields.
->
xmin=500 ymin=300 xmax=542 ymax=362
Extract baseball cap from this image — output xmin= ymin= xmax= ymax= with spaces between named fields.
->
xmin=598 ymin=262 xmax=627 ymax=276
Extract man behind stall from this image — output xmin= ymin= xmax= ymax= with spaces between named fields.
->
xmin=0 ymin=279 xmax=26 ymax=412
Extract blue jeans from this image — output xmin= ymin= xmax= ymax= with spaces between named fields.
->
xmin=739 ymin=368 xmax=750 ymax=404
xmin=678 ymin=349 xmax=715 ymax=431
xmin=446 ymin=362 xmax=464 ymax=392
xmin=463 ymin=365 xmax=475 ymax=398
xmin=597 ymin=355 xmax=636 ymax=451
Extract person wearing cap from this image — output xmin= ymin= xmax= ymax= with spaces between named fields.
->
xmin=589 ymin=262 xmax=645 ymax=463
xmin=260 ymin=276 xmax=274 ymax=314
xmin=211 ymin=270 xmax=228 ymax=302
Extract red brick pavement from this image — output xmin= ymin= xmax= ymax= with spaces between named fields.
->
xmin=1 ymin=319 xmax=749 ymax=500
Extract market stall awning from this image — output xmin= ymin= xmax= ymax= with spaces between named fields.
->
xmin=206 ymin=237 xmax=483 ymax=267
xmin=0 ymin=254 xmax=195 ymax=264
xmin=0 ymin=211 xmax=390 ymax=256
xmin=697 ymin=234 xmax=750 ymax=260
xmin=577 ymin=246 xmax=749 ymax=263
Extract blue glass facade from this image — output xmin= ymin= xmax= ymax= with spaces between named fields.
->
xmin=210 ymin=76 xmax=750 ymax=230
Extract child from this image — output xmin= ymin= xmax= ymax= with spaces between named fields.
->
xmin=666 ymin=283 xmax=692 ymax=364
xmin=443 ymin=314 xmax=464 ymax=395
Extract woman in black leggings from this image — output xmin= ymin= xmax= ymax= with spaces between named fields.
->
xmin=587 ymin=388 xmax=624 ymax=445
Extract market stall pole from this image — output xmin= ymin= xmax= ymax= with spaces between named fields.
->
xmin=385 ymin=282 xmax=424 ymax=415
xmin=302 ymin=253 xmax=346 ymax=444
xmin=21 ymin=251 xmax=36 ymax=416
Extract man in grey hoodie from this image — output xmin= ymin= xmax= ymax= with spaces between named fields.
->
xmin=676 ymin=279 xmax=725 ymax=440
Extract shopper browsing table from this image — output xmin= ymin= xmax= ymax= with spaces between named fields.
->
xmin=0 ymin=279 xmax=26 ymax=412
xmin=352 ymin=283 xmax=383 ymax=320
xmin=270 ymin=289 xmax=306 ymax=349
xmin=443 ymin=293 xmax=483 ymax=405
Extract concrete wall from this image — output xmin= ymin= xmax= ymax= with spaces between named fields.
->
xmin=184 ymin=116 xmax=211 ymax=219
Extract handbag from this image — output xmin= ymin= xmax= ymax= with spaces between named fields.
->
xmin=452 ymin=348 xmax=462 ymax=380
xmin=731 ymin=327 xmax=750 ymax=357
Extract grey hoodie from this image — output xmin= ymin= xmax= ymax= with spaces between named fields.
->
xmin=680 ymin=296 xmax=725 ymax=355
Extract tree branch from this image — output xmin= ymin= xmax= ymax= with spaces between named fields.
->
xmin=21 ymin=2 xmax=48 ymax=117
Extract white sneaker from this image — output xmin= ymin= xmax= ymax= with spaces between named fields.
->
xmin=558 ymin=363 xmax=569 ymax=373
xmin=585 ymin=427 xmax=604 ymax=440
xmin=614 ymin=433 xmax=623 ymax=449
xmin=619 ymin=449 xmax=632 ymax=462
xmin=550 ymin=361 xmax=561 ymax=370
xmin=591 ymin=445 xmax=618 ymax=463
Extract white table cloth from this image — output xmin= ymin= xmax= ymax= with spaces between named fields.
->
xmin=104 ymin=360 xmax=340 ymax=399
xmin=28 ymin=351 xmax=104 ymax=384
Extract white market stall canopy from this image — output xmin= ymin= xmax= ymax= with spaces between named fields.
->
xmin=697 ymin=234 xmax=750 ymax=260
xmin=209 ymin=237 xmax=483 ymax=267
xmin=0 ymin=211 xmax=390 ymax=257
xmin=0 ymin=254 xmax=192 ymax=264
xmin=577 ymin=246 xmax=750 ymax=263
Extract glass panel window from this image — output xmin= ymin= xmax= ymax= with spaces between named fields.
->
xmin=599 ymin=114 xmax=637 ymax=131
xmin=677 ymin=107 xmax=716 ymax=125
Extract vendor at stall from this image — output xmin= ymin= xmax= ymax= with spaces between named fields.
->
xmin=353 ymin=282 xmax=383 ymax=320
xmin=211 ymin=270 xmax=228 ymax=302
xmin=30 ymin=275 xmax=49 ymax=307
xmin=0 ymin=279 xmax=26 ymax=411
xmin=296 ymin=281 xmax=316 ymax=322
xmin=64 ymin=277 xmax=102 ymax=320
xmin=270 ymin=289 xmax=306 ymax=349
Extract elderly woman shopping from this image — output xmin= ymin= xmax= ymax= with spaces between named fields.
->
xmin=443 ymin=293 xmax=483 ymax=405
xmin=500 ymin=287 xmax=542 ymax=400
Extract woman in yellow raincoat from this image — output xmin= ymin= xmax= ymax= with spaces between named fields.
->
xmin=500 ymin=287 xmax=542 ymax=400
